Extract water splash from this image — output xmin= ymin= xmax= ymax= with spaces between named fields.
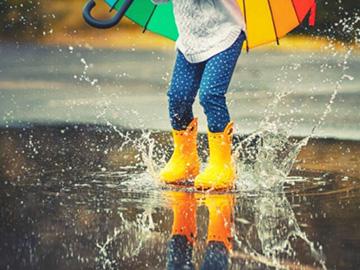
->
xmin=234 ymin=14 xmax=359 ymax=191
xmin=230 ymin=15 xmax=359 ymax=269
xmin=95 ymin=209 xmax=159 ymax=270
xmin=73 ymin=52 xmax=166 ymax=177
xmin=255 ymin=193 xmax=325 ymax=268
xmin=232 ymin=190 xmax=326 ymax=269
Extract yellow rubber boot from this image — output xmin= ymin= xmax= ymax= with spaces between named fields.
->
xmin=165 ymin=191 xmax=197 ymax=244
xmin=159 ymin=118 xmax=200 ymax=184
xmin=194 ymin=122 xmax=236 ymax=190
xmin=197 ymin=193 xmax=234 ymax=251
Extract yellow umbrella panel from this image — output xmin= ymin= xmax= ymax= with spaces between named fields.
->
xmin=237 ymin=0 xmax=317 ymax=50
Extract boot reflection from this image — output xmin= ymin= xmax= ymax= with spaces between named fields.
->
xmin=199 ymin=193 xmax=234 ymax=270
xmin=165 ymin=191 xmax=196 ymax=270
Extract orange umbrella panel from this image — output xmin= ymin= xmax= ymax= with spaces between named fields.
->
xmin=236 ymin=0 xmax=316 ymax=49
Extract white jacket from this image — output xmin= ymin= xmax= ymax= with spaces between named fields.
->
xmin=152 ymin=0 xmax=246 ymax=63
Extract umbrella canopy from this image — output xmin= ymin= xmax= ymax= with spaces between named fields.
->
xmin=97 ymin=0 xmax=316 ymax=50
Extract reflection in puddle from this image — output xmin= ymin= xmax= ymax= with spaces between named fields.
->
xmin=234 ymin=191 xmax=326 ymax=269
xmin=1 ymin=125 xmax=360 ymax=269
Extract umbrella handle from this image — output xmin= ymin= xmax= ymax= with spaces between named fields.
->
xmin=82 ymin=0 xmax=134 ymax=29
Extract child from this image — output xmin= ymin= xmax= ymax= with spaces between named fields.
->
xmin=152 ymin=0 xmax=246 ymax=190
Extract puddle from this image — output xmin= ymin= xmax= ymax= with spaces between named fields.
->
xmin=1 ymin=125 xmax=359 ymax=269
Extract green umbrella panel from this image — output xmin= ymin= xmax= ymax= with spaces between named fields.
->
xmin=105 ymin=0 xmax=178 ymax=41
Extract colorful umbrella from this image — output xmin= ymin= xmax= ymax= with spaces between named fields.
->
xmin=83 ymin=0 xmax=316 ymax=50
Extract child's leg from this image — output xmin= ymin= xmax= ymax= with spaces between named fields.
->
xmin=168 ymin=50 xmax=205 ymax=130
xmin=159 ymin=51 xmax=203 ymax=183
xmin=194 ymin=32 xmax=246 ymax=190
xmin=199 ymin=32 xmax=245 ymax=132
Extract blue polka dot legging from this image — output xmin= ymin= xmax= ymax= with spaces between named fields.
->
xmin=167 ymin=31 xmax=246 ymax=133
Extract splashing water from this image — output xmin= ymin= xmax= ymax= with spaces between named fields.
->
xmin=96 ymin=209 xmax=160 ymax=270
xmin=73 ymin=53 xmax=166 ymax=178
xmin=234 ymin=14 xmax=359 ymax=192
xmin=229 ymin=15 xmax=359 ymax=269
xmin=232 ymin=190 xmax=327 ymax=269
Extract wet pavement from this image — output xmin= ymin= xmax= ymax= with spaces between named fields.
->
xmin=0 ymin=43 xmax=359 ymax=139
xmin=1 ymin=125 xmax=359 ymax=270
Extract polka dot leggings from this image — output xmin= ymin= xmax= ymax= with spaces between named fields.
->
xmin=168 ymin=31 xmax=246 ymax=133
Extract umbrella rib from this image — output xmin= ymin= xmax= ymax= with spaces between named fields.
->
xmin=143 ymin=5 xmax=158 ymax=33
xmin=267 ymin=0 xmax=279 ymax=45
xmin=242 ymin=0 xmax=249 ymax=52
xmin=109 ymin=0 xmax=121 ymax=12
xmin=290 ymin=0 xmax=301 ymax=24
